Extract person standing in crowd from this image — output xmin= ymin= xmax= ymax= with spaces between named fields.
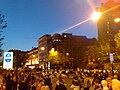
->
xmin=36 ymin=79 xmax=44 ymax=90
xmin=19 ymin=76 xmax=27 ymax=90
xmin=31 ymin=80 xmax=37 ymax=90
xmin=5 ymin=71 xmax=12 ymax=90
xmin=25 ymin=78 xmax=31 ymax=90
xmin=36 ymin=74 xmax=45 ymax=90
xmin=44 ymin=74 xmax=52 ymax=89
xmin=101 ymin=77 xmax=109 ymax=90
xmin=0 ymin=75 xmax=5 ymax=90
xmin=55 ymin=77 xmax=67 ymax=90
xmin=92 ymin=74 xmax=102 ymax=87
xmin=111 ymin=74 xmax=120 ymax=90
xmin=78 ymin=74 xmax=84 ymax=90
xmin=106 ymin=74 xmax=113 ymax=90
xmin=70 ymin=76 xmax=80 ymax=90
xmin=84 ymin=73 xmax=91 ymax=90
xmin=41 ymin=85 xmax=50 ymax=90
xmin=12 ymin=76 xmax=17 ymax=90
xmin=94 ymin=79 xmax=103 ymax=90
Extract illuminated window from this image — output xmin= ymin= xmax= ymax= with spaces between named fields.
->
xmin=64 ymin=35 xmax=67 ymax=37
xmin=53 ymin=39 xmax=61 ymax=42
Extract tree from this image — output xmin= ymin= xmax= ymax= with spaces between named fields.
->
xmin=85 ymin=42 xmax=110 ymax=70
xmin=0 ymin=12 xmax=7 ymax=62
xmin=114 ymin=30 xmax=120 ymax=59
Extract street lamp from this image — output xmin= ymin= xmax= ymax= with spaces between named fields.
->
xmin=66 ymin=53 xmax=69 ymax=56
xmin=114 ymin=18 xmax=120 ymax=23
xmin=49 ymin=48 xmax=58 ymax=56
xmin=41 ymin=46 xmax=45 ymax=51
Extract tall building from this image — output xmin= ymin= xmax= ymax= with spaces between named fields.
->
xmin=97 ymin=0 xmax=120 ymax=44
xmin=38 ymin=33 xmax=97 ymax=69
xmin=38 ymin=34 xmax=51 ymax=69
xmin=97 ymin=0 xmax=120 ymax=71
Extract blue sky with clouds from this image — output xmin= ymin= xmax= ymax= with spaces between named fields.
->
xmin=0 ymin=0 xmax=108 ymax=51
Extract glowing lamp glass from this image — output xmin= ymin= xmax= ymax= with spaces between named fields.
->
xmin=91 ymin=11 xmax=102 ymax=21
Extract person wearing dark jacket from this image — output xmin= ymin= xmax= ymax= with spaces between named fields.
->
xmin=44 ymin=75 xmax=51 ymax=89
xmin=12 ymin=76 xmax=17 ymax=90
xmin=19 ymin=77 xmax=27 ymax=90
xmin=55 ymin=77 xmax=67 ymax=90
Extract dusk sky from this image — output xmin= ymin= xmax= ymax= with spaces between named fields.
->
xmin=0 ymin=0 xmax=108 ymax=51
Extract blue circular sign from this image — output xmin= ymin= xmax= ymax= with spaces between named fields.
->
xmin=5 ymin=53 xmax=11 ymax=57
xmin=5 ymin=59 xmax=11 ymax=62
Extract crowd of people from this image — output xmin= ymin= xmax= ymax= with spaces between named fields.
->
xmin=0 ymin=69 xmax=52 ymax=90
xmin=0 ymin=68 xmax=120 ymax=90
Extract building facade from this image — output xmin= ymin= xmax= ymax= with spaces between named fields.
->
xmin=25 ymin=47 xmax=39 ymax=68
xmin=38 ymin=34 xmax=51 ymax=70
xmin=97 ymin=0 xmax=120 ymax=44
xmin=38 ymin=33 xmax=97 ymax=70
xmin=97 ymin=0 xmax=120 ymax=71
xmin=8 ymin=49 xmax=27 ymax=69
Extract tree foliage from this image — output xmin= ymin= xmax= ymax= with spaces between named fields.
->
xmin=85 ymin=41 xmax=110 ymax=69
xmin=0 ymin=12 xmax=7 ymax=57
xmin=114 ymin=30 xmax=120 ymax=59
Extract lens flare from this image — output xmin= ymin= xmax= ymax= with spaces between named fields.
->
xmin=59 ymin=3 xmax=120 ymax=33
xmin=91 ymin=11 xmax=102 ymax=21
xmin=58 ymin=18 xmax=91 ymax=33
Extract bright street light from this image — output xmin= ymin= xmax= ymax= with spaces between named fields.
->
xmin=41 ymin=47 xmax=45 ymax=51
xmin=32 ymin=55 xmax=35 ymax=57
xmin=91 ymin=11 xmax=102 ymax=21
xmin=66 ymin=53 xmax=69 ymax=56
xmin=114 ymin=18 xmax=120 ymax=23
xmin=49 ymin=48 xmax=58 ymax=56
